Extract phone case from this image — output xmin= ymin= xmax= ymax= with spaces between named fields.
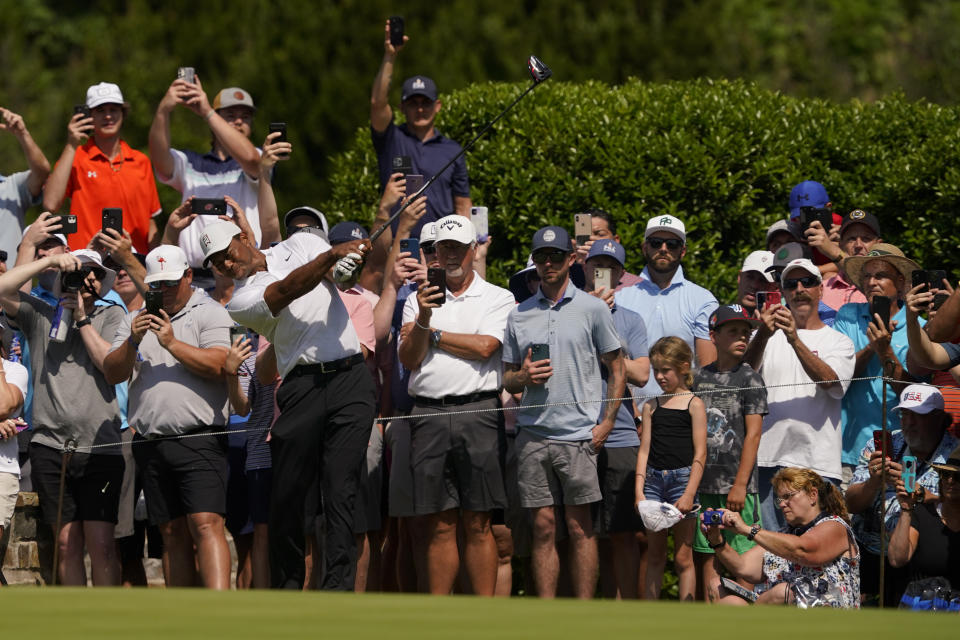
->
xmin=574 ymin=213 xmax=592 ymax=245
xmin=406 ymin=174 xmax=424 ymax=194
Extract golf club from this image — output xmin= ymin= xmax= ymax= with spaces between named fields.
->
xmin=366 ymin=55 xmax=553 ymax=245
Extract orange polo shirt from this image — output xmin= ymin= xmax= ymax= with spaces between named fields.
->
xmin=62 ymin=139 xmax=162 ymax=254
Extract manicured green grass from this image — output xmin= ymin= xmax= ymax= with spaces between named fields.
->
xmin=2 ymin=589 xmax=952 ymax=639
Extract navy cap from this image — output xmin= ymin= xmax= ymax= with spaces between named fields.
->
xmin=401 ymin=76 xmax=438 ymax=102
xmin=585 ymin=239 xmax=626 ymax=266
xmin=328 ymin=221 xmax=369 ymax=245
xmin=709 ymin=304 xmax=760 ymax=331
xmin=789 ymin=180 xmax=829 ymax=218
xmin=839 ymin=209 xmax=881 ymax=237
xmin=531 ymin=226 xmax=572 ymax=253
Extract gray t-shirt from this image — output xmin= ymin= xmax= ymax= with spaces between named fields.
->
xmin=110 ymin=289 xmax=231 ymax=437
xmin=692 ymin=362 xmax=768 ymax=494
xmin=0 ymin=171 xmax=37 ymax=263
xmin=15 ymin=292 xmax=123 ymax=454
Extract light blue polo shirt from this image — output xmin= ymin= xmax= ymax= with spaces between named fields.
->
xmin=503 ymin=282 xmax=622 ymax=441
xmin=834 ymin=301 xmax=921 ymax=466
xmin=614 ymin=264 xmax=718 ymax=402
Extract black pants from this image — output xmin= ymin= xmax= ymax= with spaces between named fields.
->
xmin=269 ymin=360 xmax=376 ymax=590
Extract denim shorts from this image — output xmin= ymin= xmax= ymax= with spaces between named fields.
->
xmin=644 ymin=466 xmax=694 ymax=506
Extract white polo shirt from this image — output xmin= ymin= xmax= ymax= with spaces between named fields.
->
xmin=228 ymin=232 xmax=361 ymax=378
xmin=402 ymin=272 xmax=514 ymax=398
xmin=0 ymin=359 xmax=28 ymax=475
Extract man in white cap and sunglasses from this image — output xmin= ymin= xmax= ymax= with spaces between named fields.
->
xmin=0 ymin=248 xmax=125 ymax=585
xmin=744 ymin=257 xmax=856 ymax=531
xmin=199 ymin=218 xmax=374 ymax=591
xmin=103 ymin=243 xmax=234 ymax=589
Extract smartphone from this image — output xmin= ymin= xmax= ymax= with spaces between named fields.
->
xmin=470 ymin=206 xmax=489 ymax=242
xmin=873 ymin=429 xmax=894 ymax=456
xmin=756 ymin=290 xmax=781 ymax=310
xmin=176 ymin=66 xmax=196 ymax=84
xmin=870 ymin=295 xmax=891 ymax=328
xmin=53 ymin=214 xmax=78 ymax=235
xmin=530 ymin=343 xmax=550 ymax=362
xmin=392 ymin=155 xmax=413 ymax=176
xmin=720 ymin=577 xmax=758 ymax=603
xmin=799 ymin=206 xmax=833 ymax=234
xmin=911 ymin=269 xmax=928 ymax=291
xmin=145 ymin=290 xmax=163 ymax=317
xmin=101 ymin=208 xmax=123 ymax=235
xmin=192 ymin=198 xmax=227 ymax=216
xmin=399 ymin=237 xmax=419 ymax=259
xmin=269 ymin=122 xmax=287 ymax=143
xmin=927 ymin=269 xmax=950 ymax=310
xmin=594 ymin=267 xmax=613 ymax=292
xmin=229 ymin=325 xmax=247 ymax=345
xmin=73 ymin=104 xmax=91 ymax=119
xmin=15 ymin=421 xmax=29 ymax=434
xmin=388 ymin=16 xmax=405 ymax=47
xmin=902 ymin=455 xmax=917 ymax=494
xmin=574 ymin=213 xmax=592 ymax=246
xmin=426 ymin=267 xmax=446 ymax=305
xmin=406 ymin=174 xmax=424 ymax=195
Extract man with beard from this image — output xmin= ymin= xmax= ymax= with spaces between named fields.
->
xmin=744 ymin=258 xmax=856 ymax=531
xmin=615 ymin=215 xmax=717 ymax=404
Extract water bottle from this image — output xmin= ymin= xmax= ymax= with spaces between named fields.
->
xmin=8 ymin=335 xmax=20 ymax=363
xmin=49 ymin=299 xmax=70 ymax=343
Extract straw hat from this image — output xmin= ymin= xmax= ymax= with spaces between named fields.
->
xmin=842 ymin=243 xmax=919 ymax=289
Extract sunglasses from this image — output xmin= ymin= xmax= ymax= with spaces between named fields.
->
xmin=646 ymin=237 xmax=683 ymax=251
xmin=0 ymin=250 xmax=7 ymax=263
xmin=783 ymin=275 xmax=820 ymax=290
xmin=148 ymin=279 xmax=181 ymax=290
xmin=531 ymin=250 xmax=569 ymax=265
xmin=421 ymin=243 xmax=437 ymax=255
xmin=938 ymin=469 xmax=960 ymax=483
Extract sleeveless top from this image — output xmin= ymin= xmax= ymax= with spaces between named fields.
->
xmin=649 ymin=396 xmax=695 ymax=471
xmin=756 ymin=515 xmax=861 ymax=608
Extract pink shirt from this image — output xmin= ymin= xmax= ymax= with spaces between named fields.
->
xmin=338 ymin=289 xmax=376 ymax=354
xmin=821 ymin=272 xmax=866 ymax=311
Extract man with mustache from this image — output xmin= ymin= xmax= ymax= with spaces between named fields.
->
xmin=744 ymin=258 xmax=856 ymax=531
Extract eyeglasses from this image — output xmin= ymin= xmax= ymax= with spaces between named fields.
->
xmin=531 ymin=250 xmax=569 ymax=265
xmin=421 ymin=243 xmax=437 ymax=255
xmin=783 ymin=276 xmax=820 ymax=290
xmin=0 ymin=250 xmax=7 ymax=263
xmin=646 ymin=237 xmax=683 ymax=251
xmin=148 ymin=279 xmax=181 ymax=290
xmin=775 ymin=490 xmax=800 ymax=506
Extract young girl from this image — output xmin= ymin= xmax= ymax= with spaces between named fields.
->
xmin=635 ymin=336 xmax=707 ymax=601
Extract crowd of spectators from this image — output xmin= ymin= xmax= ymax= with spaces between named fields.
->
xmin=2 ymin=20 xmax=960 ymax=610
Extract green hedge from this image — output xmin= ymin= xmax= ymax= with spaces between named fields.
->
xmin=323 ymin=78 xmax=960 ymax=300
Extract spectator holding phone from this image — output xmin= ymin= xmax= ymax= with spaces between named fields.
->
xmin=834 ymin=244 xmax=920 ymax=485
xmin=502 ymin=225 xmax=626 ymax=599
xmin=703 ymin=467 xmax=860 ymax=608
xmin=573 ymin=209 xmax=642 ymax=291
xmin=0 ymin=249 xmax=125 ymax=586
xmin=735 ymin=251 xmax=777 ymax=316
xmin=44 ymin=83 xmax=162 ymax=254
xmin=149 ymin=76 xmax=266 ymax=282
xmin=845 ymin=384 xmax=958 ymax=605
xmin=0 ymin=107 xmax=50 ymax=262
xmin=370 ymin=18 xmax=471 ymax=239
xmin=786 ymin=180 xmax=841 ymax=281
xmin=743 ymin=258 xmax=855 ymax=532
xmin=811 ymin=209 xmax=884 ymax=311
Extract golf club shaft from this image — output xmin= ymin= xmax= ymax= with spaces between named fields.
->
xmin=369 ymin=80 xmax=541 ymax=243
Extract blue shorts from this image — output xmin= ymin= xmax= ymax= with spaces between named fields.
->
xmin=644 ymin=466 xmax=695 ymax=506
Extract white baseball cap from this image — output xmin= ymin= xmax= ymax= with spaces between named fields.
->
xmin=644 ymin=215 xmax=686 ymax=242
xmin=145 ymin=245 xmax=190 ymax=284
xmin=435 ymin=215 xmax=475 ymax=245
xmin=780 ymin=258 xmax=821 ymax=285
xmin=741 ymin=250 xmax=775 ymax=283
xmin=21 ymin=224 xmax=67 ymax=247
xmin=86 ymin=82 xmax=125 ymax=109
xmin=199 ymin=221 xmax=242 ymax=268
xmin=419 ymin=222 xmax=438 ymax=245
xmin=636 ymin=500 xmax=685 ymax=532
xmin=893 ymin=384 xmax=945 ymax=415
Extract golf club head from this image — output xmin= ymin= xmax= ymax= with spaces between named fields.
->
xmin=527 ymin=55 xmax=552 ymax=84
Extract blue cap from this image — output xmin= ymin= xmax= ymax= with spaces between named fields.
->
xmin=789 ymin=180 xmax=829 ymax=218
xmin=585 ymin=239 xmax=625 ymax=266
xmin=401 ymin=76 xmax=438 ymax=102
xmin=328 ymin=221 xmax=369 ymax=245
xmin=531 ymin=226 xmax=571 ymax=253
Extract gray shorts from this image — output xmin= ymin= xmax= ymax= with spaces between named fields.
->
xmin=353 ymin=422 xmax=384 ymax=534
xmin=115 ymin=428 xmax=136 ymax=539
xmin=410 ymin=397 xmax=507 ymax=515
xmin=384 ymin=419 xmax=415 ymax=518
xmin=516 ymin=429 xmax=602 ymax=508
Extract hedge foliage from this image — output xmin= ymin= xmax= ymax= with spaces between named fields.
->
xmin=323 ymin=78 xmax=960 ymax=300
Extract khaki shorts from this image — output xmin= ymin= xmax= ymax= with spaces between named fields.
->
xmin=516 ymin=429 xmax=601 ymax=508
xmin=0 ymin=472 xmax=18 ymax=529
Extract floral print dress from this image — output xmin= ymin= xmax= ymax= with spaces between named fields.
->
xmin=755 ymin=515 xmax=861 ymax=608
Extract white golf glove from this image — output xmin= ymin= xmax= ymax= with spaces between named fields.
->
xmin=333 ymin=252 xmax=363 ymax=283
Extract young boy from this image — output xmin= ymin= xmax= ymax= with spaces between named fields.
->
xmin=692 ymin=304 xmax=768 ymax=602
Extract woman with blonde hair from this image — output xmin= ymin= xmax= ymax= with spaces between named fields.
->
xmin=702 ymin=467 xmax=860 ymax=607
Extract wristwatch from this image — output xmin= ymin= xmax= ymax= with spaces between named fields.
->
xmin=747 ymin=524 xmax=762 ymax=541
xmin=708 ymin=539 xmax=726 ymax=550
xmin=75 ymin=317 xmax=92 ymax=328
xmin=430 ymin=329 xmax=442 ymax=348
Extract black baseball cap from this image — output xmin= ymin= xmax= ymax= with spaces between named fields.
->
xmin=531 ymin=226 xmax=572 ymax=253
xmin=709 ymin=304 xmax=760 ymax=331
xmin=839 ymin=209 xmax=881 ymax=237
